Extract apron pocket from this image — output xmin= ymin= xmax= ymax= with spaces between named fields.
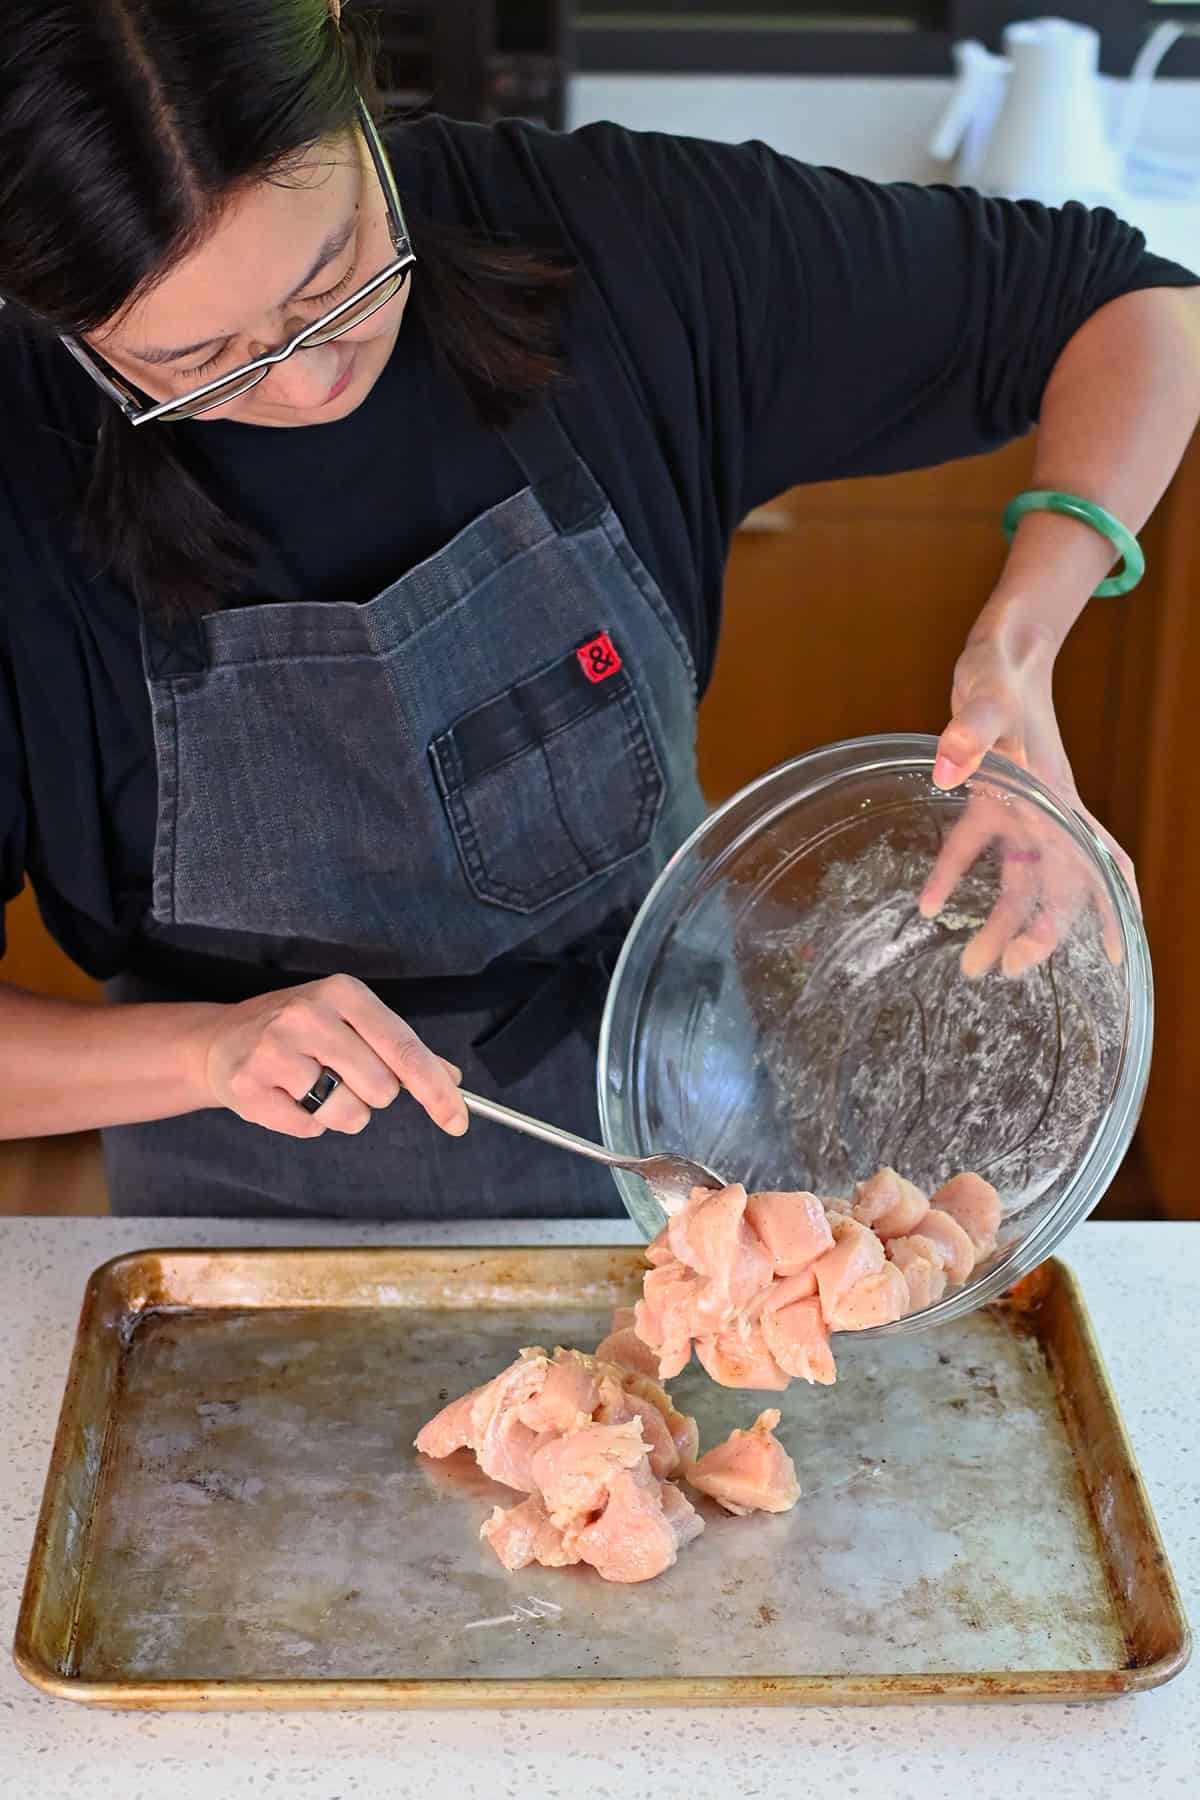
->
xmin=430 ymin=643 xmax=665 ymax=914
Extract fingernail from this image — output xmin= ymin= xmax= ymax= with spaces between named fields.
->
xmin=447 ymin=1112 xmax=468 ymax=1137
xmin=933 ymin=756 xmax=963 ymax=789
xmin=917 ymin=889 xmax=940 ymax=919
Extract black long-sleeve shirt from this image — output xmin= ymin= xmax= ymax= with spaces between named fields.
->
xmin=1 ymin=116 xmax=1195 ymax=978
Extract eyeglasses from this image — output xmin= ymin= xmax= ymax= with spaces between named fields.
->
xmin=59 ymin=98 xmax=415 ymax=426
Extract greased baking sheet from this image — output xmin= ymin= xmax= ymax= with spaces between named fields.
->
xmin=14 ymin=1248 xmax=1189 ymax=1707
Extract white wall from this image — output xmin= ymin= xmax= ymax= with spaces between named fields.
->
xmin=569 ymin=75 xmax=949 ymax=182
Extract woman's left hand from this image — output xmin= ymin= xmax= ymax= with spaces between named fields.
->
xmin=918 ymin=624 xmax=1135 ymax=975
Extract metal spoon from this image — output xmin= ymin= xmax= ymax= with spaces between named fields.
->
xmin=460 ymin=1090 xmax=727 ymax=1216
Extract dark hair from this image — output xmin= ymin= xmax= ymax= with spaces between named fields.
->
xmin=0 ymin=1 xmax=570 ymax=611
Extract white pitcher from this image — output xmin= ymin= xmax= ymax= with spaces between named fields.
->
xmin=931 ymin=17 xmax=1118 ymax=209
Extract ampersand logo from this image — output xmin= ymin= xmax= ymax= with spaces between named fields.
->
xmin=576 ymin=632 xmax=622 ymax=684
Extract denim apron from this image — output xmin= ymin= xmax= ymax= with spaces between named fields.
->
xmin=102 ymin=401 xmax=706 ymax=1219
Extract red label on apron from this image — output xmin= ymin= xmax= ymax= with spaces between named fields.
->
xmin=576 ymin=633 xmax=622 ymax=684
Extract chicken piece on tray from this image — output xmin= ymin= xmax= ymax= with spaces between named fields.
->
xmin=664 ymin=1404 xmax=700 ymax=1470
xmin=595 ymin=1377 xmax=679 ymax=1479
xmin=686 ymin=1408 xmax=801 ymax=1516
xmin=517 ymin=1347 xmax=603 ymax=1435
xmin=412 ymin=1381 xmax=485 ymax=1460
xmin=606 ymin=1364 xmax=700 ymax=1475
xmin=415 ymin=1347 xmax=550 ymax=1492
xmin=531 ymin=1419 xmax=649 ymax=1527
xmin=565 ymin=1464 xmax=705 ymax=1583
xmin=595 ymin=1306 xmax=663 ymax=1379
xmin=480 ymin=1494 xmax=579 ymax=1572
xmin=420 ymin=1352 xmax=708 ymax=1584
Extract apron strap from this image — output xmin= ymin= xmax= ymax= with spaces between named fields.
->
xmin=499 ymin=401 xmax=609 ymax=537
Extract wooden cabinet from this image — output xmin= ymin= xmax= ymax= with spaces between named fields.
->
xmin=700 ymin=434 xmax=1200 ymax=1220
xmin=1123 ymin=438 xmax=1200 ymax=1225
xmin=1 ymin=886 xmax=99 ymax=1003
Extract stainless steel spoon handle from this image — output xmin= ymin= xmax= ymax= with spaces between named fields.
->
xmin=460 ymin=1089 xmax=628 ymax=1171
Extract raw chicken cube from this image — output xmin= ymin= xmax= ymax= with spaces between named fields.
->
xmin=418 ymin=1329 xmax=710 ymax=1588
xmin=918 ymin=1209 xmax=977 ymax=1286
xmin=617 ymin=1367 xmax=674 ymax=1418
xmin=635 ymin=1261 xmax=686 ymax=1340
xmin=415 ymin=1350 xmax=551 ymax=1492
xmin=530 ymin=1418 xmax=649 ymax=1528
xmin=750 ymin=1270 xmax=819 ymax=1316
xmin=695 ymin=1315 xmax=789 ymax=1391
xmin=812 ymin=1214 xmax=886 ymax=1323
xmin=851 ymin=1166 xmax=930 ymax=1239
xmin=413 ymin=1381 xmax=486 ymax=1459
xmin=824 ymin=1260 xmax=909 ymax=1331
xmin=595 ymin=1319 xmax=666 ymax=1379
xmin=744 ymin=1189 xmax=834 ymax=1276
xmin=480 ymin=1495 xmax=579 ymax=1571
xmin=667 ymin=1407 xmax=700 ymax=1470
xmin=668 ymin=1184 xmax=775 ymax=1317
xmin=686 ymin=1408 xmax=801 ymax=1516
xmin=931 ymin=1172 xmax=1002 ymax=1258
xmin=634 ymin=1261 xmax=701 ymax=1379
xmin=760 ymin=1297 xmax=836 ymax=1384
xmin=659 ymin=1478 xmax=707 ymax=1549
xmin=565 ymin=1465 xmax=703 ymax=1582
xmin=623 ymin=1160 xmax=990 ymax=1403
xmin=469 ymin=1351 xmax=550 ymax=1492
xmin=887 ymin=1233 xmax=948 ymax=1313
xmin=617 ymin=1370 xmax=701 ymax=1474
xmin=595 ymin=1378 xmax=679 ymax=1478
xmin=667 ymin=1181 xmax=745 ymax=1273
xmin=517 ymin=1347 xmax=602 ymax=1433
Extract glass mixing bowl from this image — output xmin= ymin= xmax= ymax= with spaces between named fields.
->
xmin=597 ymin=734 xmax=1152 ymax=1335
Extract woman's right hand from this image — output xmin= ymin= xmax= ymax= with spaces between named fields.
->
xmin=200 ymin=974 xmax=469 ymax=1140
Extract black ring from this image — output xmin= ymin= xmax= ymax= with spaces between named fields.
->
xmin=299 ymin=1066 xmax=342 ymax=1114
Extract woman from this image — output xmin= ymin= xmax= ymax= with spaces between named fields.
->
xmin=0 ymin=1 xmax=1196 ymax=1219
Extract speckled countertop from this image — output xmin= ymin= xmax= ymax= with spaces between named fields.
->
xmin=0 ymin=1217 xmax=1194 ymax=1800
